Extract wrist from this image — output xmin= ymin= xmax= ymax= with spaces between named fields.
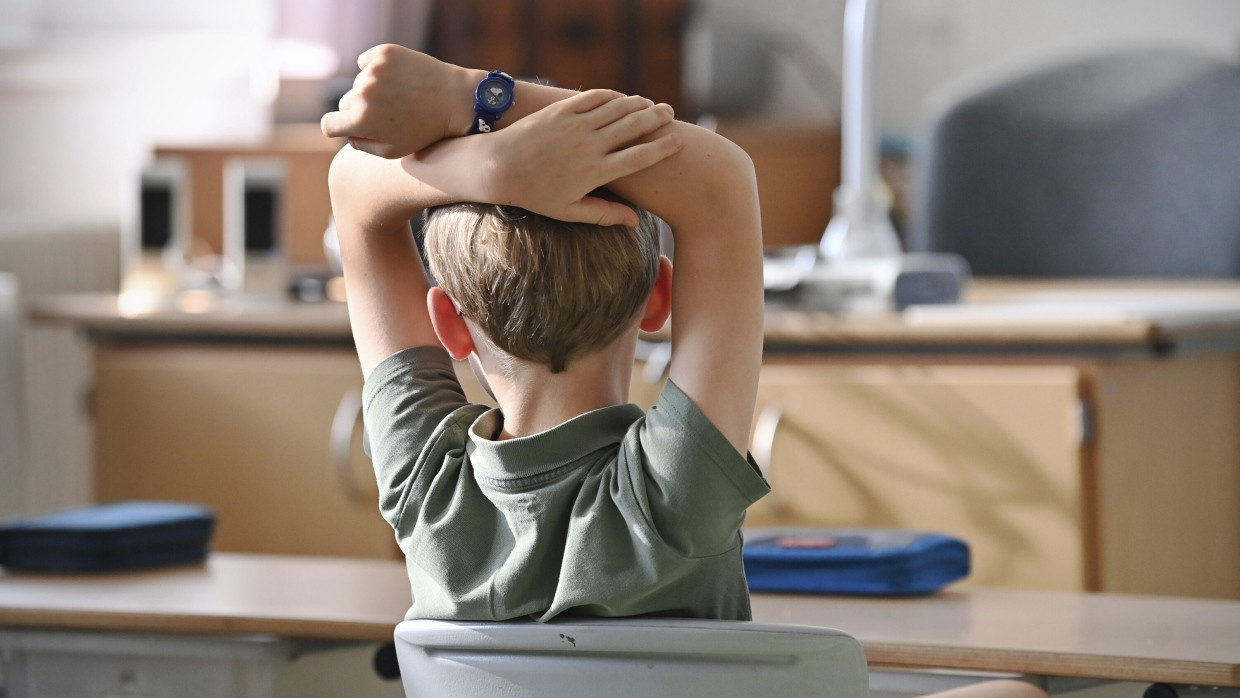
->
xmin=446 ymin=67 xmax=489 ymax=139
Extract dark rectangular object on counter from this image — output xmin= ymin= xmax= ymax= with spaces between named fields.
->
xmin=744 ymin=528 xmax=970 ymax=596
xmin=0 ymin=501 xmax=215 ymax=573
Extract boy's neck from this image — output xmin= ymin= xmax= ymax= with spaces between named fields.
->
xmin=477 ymin=334 xmax=640 ymax=440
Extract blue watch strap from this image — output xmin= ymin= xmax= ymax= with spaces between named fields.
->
xmin=470 ymin=70 xmax=515 ymax=134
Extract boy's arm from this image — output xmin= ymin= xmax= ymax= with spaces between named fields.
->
xmin=607 ymin=126 xmax=764 ymax=457
xmin=328 ymin=91 xmax=682 ymax=378
xmin=327 ymin=146 xmax=443 ymax=377
xmin=326 ymin=46 xmax=763 ymax=453
xmin=411 ymin=112 xmax=762 ymax=457
xmin=322 ymin=45 xmax=564 ymax=158
xmin=324 ymin=44 xmax=674 ymax=161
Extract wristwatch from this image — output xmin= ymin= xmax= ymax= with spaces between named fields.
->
xmin=470 ymin=70 xmax=516 ymax=134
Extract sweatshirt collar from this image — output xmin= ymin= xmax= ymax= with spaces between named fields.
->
xmin=467 ymin=403 xmax=644 ymax=485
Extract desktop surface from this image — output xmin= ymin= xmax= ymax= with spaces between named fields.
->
xmin=1 ymin=553 xmax=1237 ymax=686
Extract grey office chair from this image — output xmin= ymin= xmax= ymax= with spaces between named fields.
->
xmin=393 ymin=618 xmax=868 ymax=697
xmin=909 ymin=48 xmax=1240 ymax=277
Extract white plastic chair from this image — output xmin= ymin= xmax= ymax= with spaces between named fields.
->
xmin=393 ymin=617 xmax=868 ymax=698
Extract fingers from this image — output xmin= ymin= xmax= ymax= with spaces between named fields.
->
xmin=322 ymin=90 xmax=376 ymax=142
xmin=347 ymin=137 xmax=395 ymax=158
xmin=356 ymin=44 xmax=388 ymax=70
xmin=563 ymin=197 xmax=641 ymax=228
xmin=601 ymin=132 xmax=683 ymax=180
xmin=321 ymin=110 xmax=356 ymax=139
xmin=336 ymin=89 xmax=359 ymax=112
xmin=575 ymin=92 xmax=655 ymax=128
xmin=321 ymin=103 xmax=391 ymax=158
xmin=597 ymin=101 xmax=675 ymax=149
xmin=321 ymin=79 xmax=364 ymax=137
xmin=563 ymin=88 xmax=627 ymax=115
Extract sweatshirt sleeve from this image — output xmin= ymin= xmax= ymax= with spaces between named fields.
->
xmin=362 ymin=346 xmax=477 ymax=528
xmin=633 ymin=380 xmax=771 ymax=557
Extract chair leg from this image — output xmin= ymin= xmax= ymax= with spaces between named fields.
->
xmin=372 ymin=642 xmax=401 ymax=681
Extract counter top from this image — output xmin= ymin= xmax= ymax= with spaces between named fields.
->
xmin=28 ymin=280 xmax=1240 ymax=355
xmin=0 ymin=554 xmax=409 ymax=643
xmin=28 ymin=290 xmax=354 ymax=345
xmin=751 ymin=589 xmax=1240 ymax=686
xmin=2 ymin=553 xmax=1238 ymax=686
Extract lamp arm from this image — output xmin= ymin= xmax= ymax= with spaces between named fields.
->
xmin=820 ymin=0 xmax=900 ymax=262
xmin=840 ymin=0 xmax=883 ymax=201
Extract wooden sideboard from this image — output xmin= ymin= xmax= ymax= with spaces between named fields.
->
xmin=745 ymin=281 xmax=1240 ymax=599
xmin=29 ymin=280 xmax=1240 ymax=598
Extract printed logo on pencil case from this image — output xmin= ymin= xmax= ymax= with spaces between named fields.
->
xmin=777 ymin=536 xmax=839 ymax=549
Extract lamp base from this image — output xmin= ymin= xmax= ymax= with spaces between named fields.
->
xmin=764 ymin=249 xmax=971 ymax=313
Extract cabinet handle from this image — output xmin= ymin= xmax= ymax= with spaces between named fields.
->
xmin=751 ymin=404 xmax=790 ymax=515
xmin=330 ymin=387 xmax=369 ymax=504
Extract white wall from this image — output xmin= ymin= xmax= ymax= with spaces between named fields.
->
xmin=0 ymin=0 xmax=430 ymax=220
xmin=0 ymin=0 xmax=277 ymax=220
xmin=0 ymin=0 xmax=1236 ymax=233
xmin=6 ymin=0 xmax=1239 ymax=220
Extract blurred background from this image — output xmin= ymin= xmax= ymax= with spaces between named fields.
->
xmin=2 ymin=0 xmax=1239 ymax=233
xmin=3 ymin=9 xmax=1240 ymax=694
xmin=3 ymin=0 xmax=1240 ymax=572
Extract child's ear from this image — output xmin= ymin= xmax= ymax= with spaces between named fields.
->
xmin=427 ymin=287 xmax=476 ymax=360
xmin=639 ymin=256 xmax=673 ymax=332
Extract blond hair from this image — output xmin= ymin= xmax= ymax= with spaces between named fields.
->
xmin=422 ymin=199 xmax=660 ymax=374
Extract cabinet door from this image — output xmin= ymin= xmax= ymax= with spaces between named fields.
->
xmin=94 ymin=345 xmax=397 ymax=558
xmin=748 ymin=362 xmax=1087 ymax=591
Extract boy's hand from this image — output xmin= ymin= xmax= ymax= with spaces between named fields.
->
xmin=321 ymin=45 xmax=473 ymax=158
xmin=406 ymin=89 xmax=682 ymax=227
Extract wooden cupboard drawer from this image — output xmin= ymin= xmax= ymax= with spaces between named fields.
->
xmin=747 ymin=363 xmax=1087 ymax=591
xmin=92 ymin=344 xmax=666 ymax=559
xmin=93 ymin=344 xmax=396 ymax=558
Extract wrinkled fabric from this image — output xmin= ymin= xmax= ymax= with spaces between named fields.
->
xmin=363 ymin=346 xmax=770 ymax=621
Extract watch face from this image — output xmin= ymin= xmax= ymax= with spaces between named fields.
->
xmin=478 ymin=77 xmax=513 ymax=111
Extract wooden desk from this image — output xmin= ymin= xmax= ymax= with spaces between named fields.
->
xmin=764 ymin=279 xmax=1240 ymax=356
xmin=754 ymin=280 xmax=1240 ymax=599
xmin=751 ymin=590 xmax=1240 ymax=688
xmin=1 ymin=554 xmax=1237 ymax=688
xmin=27 ymin=280 xmax=1240 ymax=597
xmin=35 ymin=279 xmax=1240 ymax=351
xmin=0 ymin=554 xmax=409 ymax=643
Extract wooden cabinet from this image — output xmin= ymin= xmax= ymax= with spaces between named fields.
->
xmin=91 ymin=338 xmax=665 ymax=560
xmin=80 ymin=330 xmax=1240 ymax=594
xmin=93 ymin=344 xmax=396 ymax=558
xmin=747 ymin=361 xmax=1085 ymax=590
xmin=745 ymin=355 xmax=1240 ymax=599
xmin=32 ymin=282 xmax=1240 ymax=597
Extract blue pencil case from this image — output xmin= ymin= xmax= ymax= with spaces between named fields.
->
xmin=743 ymin=528 xmax=970 ymax=596
xmin=0 ymin=501 xmax=216 ymax=573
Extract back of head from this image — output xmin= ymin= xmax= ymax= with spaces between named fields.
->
xmin=423 ymin=197 xmax=660 ymax=373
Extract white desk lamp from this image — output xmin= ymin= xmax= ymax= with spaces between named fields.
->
xmin=765 ymin=0 xmax=968 ymax=312
xmin=821 ymin=0 xmax=901 ymax=261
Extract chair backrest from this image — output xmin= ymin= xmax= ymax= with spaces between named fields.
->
xmin=394 ymin=618 xmax=868 ymax=698
xmin=909 ymin=48 xmax=1240 ymax=277
xmin=0 ymin=273 xmax=25 ymax=518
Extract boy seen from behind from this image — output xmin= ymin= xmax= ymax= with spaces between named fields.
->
xmin=322 ymin=45 xmax=768 ymax=622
